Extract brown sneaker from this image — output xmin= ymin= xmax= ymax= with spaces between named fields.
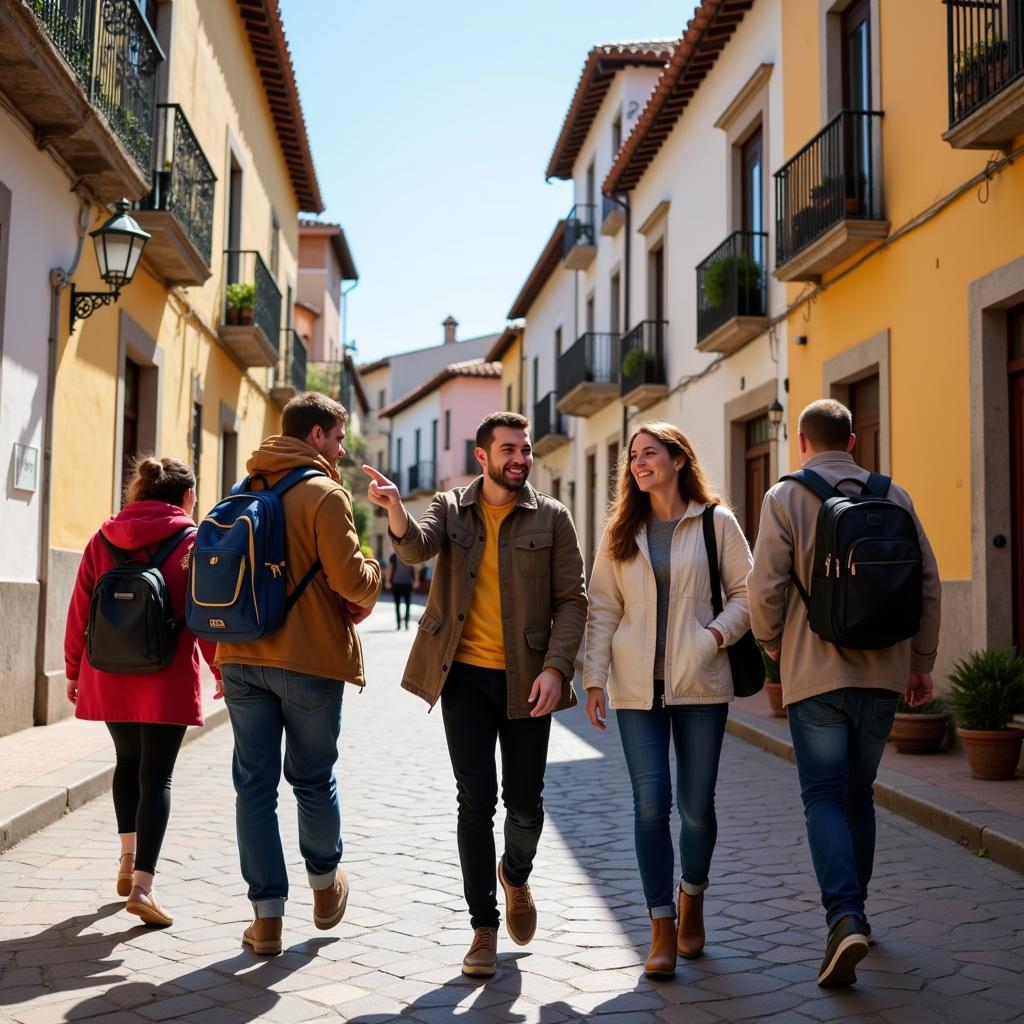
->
xmin=312 ymin=867 xmax=349 ymax=930
xmin=462 ymin=926 xmax=498 ymax=976
xmin=242 ymin=916 xmax=282 ymax=956
xmin=497 ymin=857 xmax=536 ymax=946
xmin=677 ymin=887 xmax=705 ymax=959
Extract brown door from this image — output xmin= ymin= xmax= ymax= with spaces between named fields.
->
xmin=121 ymin=358 xmax=141 ymax=504
xmin=1009 ymin=306 xmax=1024 ymax=650
xmin=745 ymin=415 xmax=771 ymax=543
xmin=849 ymin=373 xmax=880 ymax=473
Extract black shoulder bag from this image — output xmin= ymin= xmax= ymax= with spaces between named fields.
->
xmin=701 ymin=505 xmax=765 ymax=698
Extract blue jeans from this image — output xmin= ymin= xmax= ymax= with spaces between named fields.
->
xmin=616 ymin=694 xmax=728 ymax=917
xmin=222 ymin=664 xmax=344 ymax=918
xmin=787 ymin=687 xmax=898 ymax=929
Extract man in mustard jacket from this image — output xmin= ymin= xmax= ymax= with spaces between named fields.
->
xmin=217 ymin=392 xmax=381 ymax=956
xmin=364 ymin=411 xmax=587 ymax=977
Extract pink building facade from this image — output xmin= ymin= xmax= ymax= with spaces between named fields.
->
xmin=437 ymin=371 xmax=502 ymax=490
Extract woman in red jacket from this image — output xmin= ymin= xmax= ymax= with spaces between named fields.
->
xmin=65 ymin=457 xmax=219 ymax=927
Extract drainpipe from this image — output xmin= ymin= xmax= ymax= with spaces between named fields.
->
xmin=339 ymin=277 xmax=358 ymax=406
xmin=35 ymin=198 xmax=91 ymax=724
xmin=604 ymin=191 xmax=631 ymax=448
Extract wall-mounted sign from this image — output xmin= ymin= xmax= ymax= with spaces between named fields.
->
xmin=13 ymin=443 xmax=38 ymax=493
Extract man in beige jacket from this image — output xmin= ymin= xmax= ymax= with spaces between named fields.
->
xmin=748 ymin=399 xmax=940 ymax=989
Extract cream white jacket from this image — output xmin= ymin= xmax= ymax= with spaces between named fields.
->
xmin=584 ymin=503 xmax=752 ymax=708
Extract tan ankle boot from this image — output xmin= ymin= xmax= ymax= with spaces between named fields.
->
xmin=677 ymin=887 xmax=705 ymax=958
xmin=242 ymin=916 xmax=283 ymax=956
xmin=462 ymin=926 xmax=498 ymax=976
xmin=644 ymin=911 xmax=677 ymax=978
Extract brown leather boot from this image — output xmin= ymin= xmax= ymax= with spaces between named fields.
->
xmin=497 ymin=857 xmax=536 ymax=945
xmin=461 ymin=926 xmax=498 ymax=976
xmin=313 ymin=867 xmax=349 ymax=930
xmin=677 ymin=887 xmax=705 ymax=958
xmin=242 ymin=916 xmax=283 ymax=956
xmin=644 ymin=911 xmax=677 ymax=978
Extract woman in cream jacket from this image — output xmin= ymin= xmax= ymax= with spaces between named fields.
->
xmin=584 ymin=422 xmax=752 ymax=978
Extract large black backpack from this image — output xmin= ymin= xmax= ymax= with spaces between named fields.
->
xmin=86 ymin=526 xmax=196 ymax=674
xmin=782 ymin=469 xmax=923 ymax=650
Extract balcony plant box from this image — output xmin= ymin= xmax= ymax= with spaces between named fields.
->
xmin=948 ymin=648 xmax=1024 ymax=780
xmin=889 ymin=696 xmax=949 ymax=755
xmin=703 ymin=252 xmax=762 ymax=314
xmin=225 ymin=283 xmax=255 ymax=326
xmin=621 ymin=348 xmax=657 ymax=379
xmin=954 ymin=38 xmax=1011 ymax=117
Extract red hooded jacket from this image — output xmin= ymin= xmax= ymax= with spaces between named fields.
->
xmin=64 ymin=500 xmax=218 ymax=726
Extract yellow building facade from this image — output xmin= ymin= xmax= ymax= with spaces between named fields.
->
xmin=777 ymin=0 xmax=1024 ymax=683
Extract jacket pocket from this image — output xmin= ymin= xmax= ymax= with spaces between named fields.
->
xmin=525 ymin=627 xmax=550 ymax=651
xmin=418 ymin=610 xmax=444 ymax=634
xmin=447 ymin=523 xmax=474 ymax=548
xmin=514 ymin=530 xmax=553 ymax=577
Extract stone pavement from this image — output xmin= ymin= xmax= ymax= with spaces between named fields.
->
xmin=1 ymin=601 xmax=1023 ymax=1023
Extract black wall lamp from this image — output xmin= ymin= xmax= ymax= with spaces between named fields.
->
xmin=70 ymin=199 xmax=151 ymax=329
xmin=768 ymin=398 xmax=786 ymax=441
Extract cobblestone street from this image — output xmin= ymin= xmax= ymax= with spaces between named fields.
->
xmin=1 ymin=600 xmax=1022 ymax=1024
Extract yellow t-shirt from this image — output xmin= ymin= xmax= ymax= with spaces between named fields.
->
xmin=455 ymin=498 xmax=515 ymax=669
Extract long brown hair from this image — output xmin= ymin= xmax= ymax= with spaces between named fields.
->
xmin=125 ymin=456 xmax=195 ymax=507
xmin=604 ymin=422 xmax=723 ymax=562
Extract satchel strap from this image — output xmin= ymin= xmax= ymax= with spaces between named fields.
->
xmin=701 ymin=505 xmax=724 ymax=617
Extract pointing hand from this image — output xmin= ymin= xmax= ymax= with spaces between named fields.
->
xmin=362 ymin=465 xmax=401 ymax=511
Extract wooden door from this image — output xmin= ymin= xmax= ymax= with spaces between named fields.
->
xmin=744 ymin=415 xmax=771 ymax=543
xmin=1009 ymin=306 xmax=1024 ymax=650
xmin=849 ymin=373 xmax=880 ymax=473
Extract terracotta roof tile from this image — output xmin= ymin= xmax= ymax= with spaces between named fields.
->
xmin=299 ymin=219 xmax=358 ymax=279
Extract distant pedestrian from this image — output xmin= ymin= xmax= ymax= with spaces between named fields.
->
xmin=388 ymin=550 xmax=415 ymax=629
xmin=748 ymin=399 xmax=941 ymax=987
xmin=64 ymin=456 xmax=219 ymax=928
xmin=216 ymin=393 xmax=381 ymax=956
xmin=584 ymin=423 xmax=752 ymax=978
xmin=363 ymin=411 xmax=587 ymax=977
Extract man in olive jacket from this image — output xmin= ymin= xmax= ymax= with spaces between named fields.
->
xmin=363 ymin=412 xmax=586 ymax=978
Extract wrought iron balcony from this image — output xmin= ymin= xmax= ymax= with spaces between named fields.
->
xmin=556 ymin=332 xmax=619 ymax=417
xmin=564 ymin=204 xmax=598 ymax=270
xmin=620 ymin=320 xmax=668 ymax=410
xmin=1 ymin=0 xmax=164 ymax=198
xmin=773 ymin=110 xmax=887 ymax=282
xmin=696 ymin=231 xmax=769 ymax=354
xmin=271 ymin=330 xmax=308 ymax=407
xmin=135 ymin=105 xmax=216 ymax=285
xmin=601 ymin=193 xmax=625 ymax=236
xmin=407 ymin=461 xmax=436 ymax=495
xmin=944 ymin=0 xmax=1024 ymax=148
xmin=219 ymin=250 xmax=282 ymax=367
xmin=533 ymin=391 xmax=569 ymax=457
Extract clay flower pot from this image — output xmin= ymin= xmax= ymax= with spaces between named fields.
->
xmin=956 ymin=727 xmax=1024 ymax=781
xmin=765 ymin=681 xmax=786 ymax=718
xmin=889 ymin=712 xmax=949 ymax=755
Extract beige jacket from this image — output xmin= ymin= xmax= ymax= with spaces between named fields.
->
xmin=584 ymin=503 xmax=753 ymax=708
xmin=747 ymin=451 xmax=941 ymax=706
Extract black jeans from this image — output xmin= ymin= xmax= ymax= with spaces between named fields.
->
xmin=441 ymin=662 xmax=551 ymax=929
xmin=106 ymin=722 xmax=187 ymax=875
xmin=392 ymin=583 xmax=412 ymax=627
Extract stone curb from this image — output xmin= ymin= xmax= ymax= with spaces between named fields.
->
xmin=726 ymin=704 xmax=1024 ymax=876
xmin=0 ymin=703 xmax=229 ymax=854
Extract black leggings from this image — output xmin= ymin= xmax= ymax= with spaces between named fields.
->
xmin=106 ymin=723 xmax=186 ymax=875
xmin=392 ymin=583 xmax=412 ymax=625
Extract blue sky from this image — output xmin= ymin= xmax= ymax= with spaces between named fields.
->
xmin=278 ymin=1 xmax=695 ymax=363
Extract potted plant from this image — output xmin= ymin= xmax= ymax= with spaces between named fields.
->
xmin=702 ymin=252 xmax=762 ymax=313
xmin=954 ymin=36 xmax=1010 ymax=117
xmin=948 ymin=648 xmax=1024 ymax=780
xmin=759 ymin=644 xmax=784 ymax=717
xmin=621 ymin=347 xmax=656 ymax=380
xmin=889 ymin=696 xmax=949 ymax=755
xmin=225 ymin=282 xmax=255 ymax=325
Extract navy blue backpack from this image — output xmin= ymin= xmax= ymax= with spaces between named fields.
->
xmin=186 ymin=468 xmax=326 ymax=642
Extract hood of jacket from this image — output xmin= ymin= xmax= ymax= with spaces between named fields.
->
xmin=100 ymin=500 xmax=196 ymax=552
xmin=245 ymin=435 xmax=341 ymax=484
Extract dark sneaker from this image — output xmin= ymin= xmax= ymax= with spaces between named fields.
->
xmin=818 ymin=915 xmax=869 ymax=987
xmin=497 ymin=857 xmax=537 ymax=946
xmin=462 ymin=926 xmax=498 ymax=976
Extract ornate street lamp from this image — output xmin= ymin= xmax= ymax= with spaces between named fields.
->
xmin=768 ymin=397 xmax=786 ymax=441
xmin=70 ymin=199 xmax=151 ymax=329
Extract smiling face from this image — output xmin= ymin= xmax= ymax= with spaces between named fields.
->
xmin=629 ymin=431 xmax=683 ymax=495
xmin=479 ymin=426 xmax=533 ymax=492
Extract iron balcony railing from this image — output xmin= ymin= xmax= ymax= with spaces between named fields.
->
xmin=619 ymin=320 xmax=668 ymax=397
xmin=224 ymin=250 xmax=282 ymax=355
xmin=140 ymin=104 xmax=216 ymax=265
xmin=407 ymin=461 xmax=436 ymax=493
xmin=534 ymin=390 xmax=566 ymax=441
xmin=276 ymin=329 xmax=306 ymax=393
xmin=563 ymin=203 xmax=597 ymax=257
xmin=946 ymin=0 xmax=1024 ymax=126
xmin=30 ymin=0 xmax=163 ymax=170
xmin=774 ymin=110 xmax=883 ymax=269
xmin=602 ymin=193 xmax=624 ymax=222
xmin=696 ymin=231 xmax=769 ymax=342
xmin=557 ymin=332 xmax=619 ymax=399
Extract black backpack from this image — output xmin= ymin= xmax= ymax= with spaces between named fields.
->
xmin=86 ymin=526 xmax=196 ymax=674
xmin=781 ymin=469 xmax=923 ymax=650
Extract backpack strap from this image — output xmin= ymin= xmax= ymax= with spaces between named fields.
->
xmin=271 ymin=466 xmax=327 ymax=496
xmin=148 ymin=526 xmax=197 ymax=570
xmin=285 ymin=558 xmax=323 ymax=612
xmin=779 ymin=468 xmax=836 ymax=503
xmin=701 ymin=505 xmax=724 ymax=618
xmin=864 ymin=472 xmax=891 ymax=498
xmin=99 ymin=534 xmax=129 ymax=567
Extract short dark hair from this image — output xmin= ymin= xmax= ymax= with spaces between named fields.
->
xmin=476 ymin=411 xmax=530 ymax=451
xmin=282 ymin=392 xmax=348 ymax=440
xmin=798 ymin=399 xmax=853 ymax=451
